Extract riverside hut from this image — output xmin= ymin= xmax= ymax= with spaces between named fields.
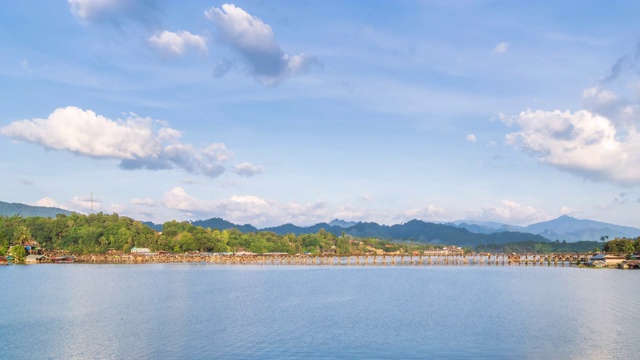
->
xmin=588 ymin=253 xmax=626 ymax=267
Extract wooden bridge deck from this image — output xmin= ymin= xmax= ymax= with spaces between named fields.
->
xmin=71 ymin=253 xmax=593 ymax=266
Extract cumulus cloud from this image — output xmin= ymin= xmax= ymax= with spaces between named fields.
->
xmin=163 ymin=187 xmax=376 ymax=227
xmin=0 ymin=106 xmax=234 ymax=178
xmin=493 ymin=41 xmax=509 ymax=53
xmin=465 ymin=134 xmax=477 ymax=143
xmin=149 ymin=30 xmax=208 ymax=56
xmin=504 ymin=109 xmax=640 ymax=186
xmin=233 ymin=162 xmax=264 ymax=177
xmin=469 ymin=200 xmax=550 ymax=225
xmin=204 ymin=3 xmax=317 ymax=85
xmin=68 ymin=0 xmax=161 ymax=25
xmin=504 ymin=41 xmax=640 ymax=186
xmin=35 ymin=197 xmax=63 ymax=209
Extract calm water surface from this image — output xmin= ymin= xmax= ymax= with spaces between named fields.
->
xmin=1 ymin=264 xmax=638 ymax=359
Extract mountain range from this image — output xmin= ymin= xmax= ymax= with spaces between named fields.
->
xmin=450 ymin=215 xmax=640 ymax=242
xmin=3 ymin=200 xmax=639 ymax=246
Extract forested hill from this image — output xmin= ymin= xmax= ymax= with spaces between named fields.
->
xmin=201 ymin=218 xmax=549 ymax=247
xmin=191 ymin=218 xmax=258 ymax=233
xmin=0 ymin=200 xmax=72 ymax=218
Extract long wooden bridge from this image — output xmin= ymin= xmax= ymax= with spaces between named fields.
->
xmin=73 ymin=253 xmax=593 ymax=266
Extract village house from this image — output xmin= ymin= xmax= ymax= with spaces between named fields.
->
xmin=588 ymin=253 xmax=627 ymax=267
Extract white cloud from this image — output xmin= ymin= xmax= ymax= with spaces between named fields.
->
xmin=401 ymin=205 xmax=452 ymax=222
xmin=164 ymin=187 xmax=213 ymax=213
xmin=130 ymin=198 xmax=156 ymax=207
xmin=21 ymin=60 xmax=33 ymax=73
xmin=469 ymin=200 xmax=550 ymax=225
xmin=465 ymin=134 xmax=477 ymax=143
xmin=505 ymin=108 xmax=640 ymax=185
xmin=203 ymin=143 xmax=234 ymax=161
xmin=582 ymin=86 xmax=637 ymax=127
xmin=149 ymin=30 xmax=207 ymax=56
xmin=35 ymin=197 xmax=63 ymax=209
xmin=163 ymin=187 xmax=379 ymax=226
xmin=559 ymin=206 xmax=576 ymax=216
xmin=0 ymin=106 xmax=234 ymax=178
xmin=204 ymin=3 xmax=316 ymax=85
xmin=233 ymin=162 xmax=264 ymax=177
xmin=68 ymin=0 xmax=160 ymax=25
xmin=70 ymin=195 xmax=101 ymax=213
xmin=493 ymin=41 xmax=509 ymax=53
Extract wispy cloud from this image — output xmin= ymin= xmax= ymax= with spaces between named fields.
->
xmin=68 ymin=0 xmax=161 ymax=26
xmin=600 ymin=39 xmax=640 ymax=84
xmin=399 ymin=205 xmax=452 ymax=222
xmin=493 ymin=41 xmax=509 ymax=53
xmin=130 ymin=198 xmax=157 ymax=207
xmin=467 ymin=200 xmax=550 ymax=226
xmin=233 ymin=162 xmax=264 ymax=177
xmin=204 ymin=3 xmax=317 ymax=85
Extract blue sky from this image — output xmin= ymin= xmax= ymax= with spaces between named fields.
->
xmin=2 ymin=0 xmax=640 ymax=227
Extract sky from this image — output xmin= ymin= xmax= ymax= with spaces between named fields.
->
xmin=2 ymin=0 xmax=640 ymax=228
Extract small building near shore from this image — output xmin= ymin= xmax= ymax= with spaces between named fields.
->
xmin=25 ymin=254 xmax=48 ymax=264
xmin=131 ymin=247 xmax=152 ymax=254
xmin=0 ymin=256 xmax=7 ymax=265
xmin=588 ymin=253 xmax=626 ymax=267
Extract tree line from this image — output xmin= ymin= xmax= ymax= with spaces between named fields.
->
xmin=0 ymin=213 xmax=445 ymax=256
xmin=2 ymin=213 xmax=638 ymax=258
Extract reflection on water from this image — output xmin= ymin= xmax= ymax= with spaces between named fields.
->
xmin=1 ymin=265 xmax=638 ymax=359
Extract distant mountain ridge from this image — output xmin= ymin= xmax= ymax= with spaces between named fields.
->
xmin=182 ymin=215 xmax=640 ymax=245
xmin=523 ymin=215 xmax=640 ymax=242
xmin=0 ymin=200 xmax=72 ymax=218
xmin=182 ymin=218 xmax=549 ymax=247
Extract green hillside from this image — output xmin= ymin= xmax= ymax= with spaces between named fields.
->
xmin=0 ymin=200 xmax=72 ymax=218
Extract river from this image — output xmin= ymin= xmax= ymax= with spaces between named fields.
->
xmin=1 ymin=264 xmax=637 ymax=359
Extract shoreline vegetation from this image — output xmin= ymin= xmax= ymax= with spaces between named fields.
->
xmin=1 ymin=212 xmax=638 ymax=266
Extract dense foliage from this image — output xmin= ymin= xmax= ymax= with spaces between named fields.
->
xmin=0 ymin=214 xmax=446 ymax=255
xmin=603 ymin=238 xmax=640 ymax=255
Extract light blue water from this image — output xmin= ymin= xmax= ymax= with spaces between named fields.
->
xmin=1 ymin=264 xmax=638 ymax=359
